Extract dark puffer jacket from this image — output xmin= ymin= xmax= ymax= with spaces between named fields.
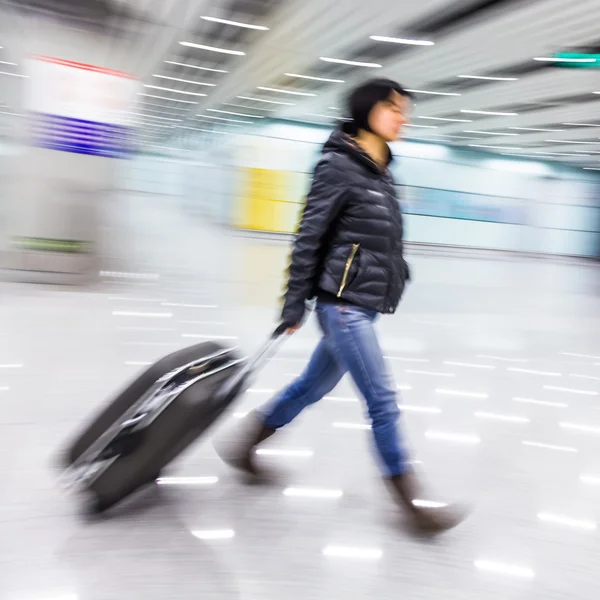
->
xmin=281 ymin=124 xmax=410 ymax=326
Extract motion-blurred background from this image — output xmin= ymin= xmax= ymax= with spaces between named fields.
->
xmin=1 ymin=1 xmax=600 ymax=599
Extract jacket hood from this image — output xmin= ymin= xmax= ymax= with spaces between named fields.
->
xmin=322 ymin=122 xmax=393 ymax=174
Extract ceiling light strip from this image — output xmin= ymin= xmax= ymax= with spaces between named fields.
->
xmin=201 ymin=16 xmax=268 ymax=30
xmin=164 ymin=61 xmax=228 ymax=73
xmin=406 ymin=89 xmax=461 ymax=96
xmin=179 ymin=41 xmax=245 ymax=56
xmin=319 ymin=57 xmax=382 ymax=68
xmin=237 ymin=95 xmax=295 ymax=106
xmin=285 ymin=73 xmax=344 ymax=83
xmin=370 ymin=35 xmax=434 ymax=46
xmin=152 ymin=74 xmax=216 ymax=86
xmin=137 ymin=93 xmax=198 ymax=104
xmin=257 ymin=86 xmax=316 ymax=97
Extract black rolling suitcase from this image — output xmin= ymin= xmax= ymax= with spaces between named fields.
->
xmin=59 ymin=331 xmax=283 ymax=515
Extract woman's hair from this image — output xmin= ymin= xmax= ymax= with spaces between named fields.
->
xmin=346 ymin=78 xmax=412 ymax=135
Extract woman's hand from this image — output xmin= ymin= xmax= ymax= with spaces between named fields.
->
xmin=274 ymin=322 xmax=301 ymax=336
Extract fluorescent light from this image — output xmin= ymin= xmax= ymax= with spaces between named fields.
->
xmin=398 ymin=404 xmax=442 ymax=414
xmin=369 ymin=35 xmax=434 ymax=46
xmin=478 ymin=355 xmax=528 ymax=362
xmin=196 ymin=114 xmax=253 ymax=124
xmin=329 ymin=106 xmax=340 ymax=110
xmin=522 ymin=441 xmax=577 ymax=452
xmin=152 ymin=74 xmax=216 ymax=86
xmin=192 ymin=529 xmax=235 ymax=540
xmin=384 ymin=356 xmax=430 ymax=363
xmin=319 ymin=56 xmax=382 ymax=68
xmin=405 ymin=124 xmax=438 ymax=129
xmin=412 ymin=499 xmax=447 ymax=508
xmin=237 ymin=95 xmax=295 ymax=105
xmin=0 ymin=60 xmax=17 ymax=66
xmin=283 ymin=487 xmax=343 ymax=498
xmin=157 ymin=476 xmax=218 ymax=486
xmin=474 ymin=560 xmax=534 ymax=579
xmin=305 ymin=112 xmax=338 ymax=119
xmin=513 ymin=397 xmax=568 ymax=408
xmin=580 ymin=474 xmax=600 ymax=485
xmin=201 ymin=15 xmax=268 ymax=30
xmin=138 ymin=93 xmax=198 ymax=104
xmin=322 ymin=545 xmax=383 ymax=560
xmin=534 ymin=56 xmax=596 ymax=63
xmin=461 ymin=109 xmax=518 ymax=116
xmin=164 ymin=61 xmax=228 ymax=73
xmin=425 ymin=430 xmax=481 ymax=444
xmin=435 ymin=388 xmax=488 ymax=399
xmin=469 ymin=144 xmax=523 ymax=151
xmin=544 ymin=385 xmax=598 ymax=396
xmin=508 ymin=367 xmax=561 ymax=376
xmin=257 ymin=86 xmax=316 ymax=97
xmin=417 ymin=116 xmax=473 ymax=123
xmin=206 ymin=108 xmax=263 ymax=118
xmin=332 ymin=422 xmax=371 ymax=430
xmin=584 ymin=167 xmax=600 ymax=170
xmin=432 ymin=134 xmax=475 ymax=139
xmin=224 ymin=102 xmax=276 ymax=111
xmin=535 ymin=151 xmax=591 ymax=157
xmin=475 ymin=412 xmax=529 ymax=424
xmin=177 ymin=126 xmax=230 ymax=134
xmin=508 ymin=126 xmax=563 ymax=132
xmin=570 ymin=373 xmax=600 ymax=381
xmin=143 ymin=85 xmax=207 ymax=97
xmin=459 ymin=75 xmax=518 ymax=81
xmin=179 ymin=41 xmax=245 ymax=55
xmin=0 ymin=70 xmax=27 ymax=78
xmin=406 ymin=369 xmax=455 ymax=377
xmin=126 ymin=111 xmax=181 ymax=121
xmin=444 ymin=361 xmax=495 ymax=370
xmin=563 ymin=122 xmax=600 ymax=127
xmin=537 ymin=512 xmax=596 ymax=530
xmin=255 ymin=448 xmax=313 ymax=457
xmin=464 ymin=130 xmax=519 ymax=136
xmin=545 ymin=139 xmax=600 ymax=145
xmin=0 ymin=364 xmax=23 ymax=369
xmin=406 ymin=89 xmax=461 ymax=96
xmin=134 ymin=100 xmax=189 ymax=111
xmin=560 ymin=422 xmax=600 ymax=435
xmin=285 ymin=73 xmax=344 ymax=83
xmin=0 ymin=110 xmax=21 ymax=116
xmin=126 ymin=120 xmax=175 ymax=128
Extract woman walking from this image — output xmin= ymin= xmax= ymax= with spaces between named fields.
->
xmin=218 ymin=78 xmax=467 ymax=533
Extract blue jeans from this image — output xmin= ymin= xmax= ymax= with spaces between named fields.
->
xmin=260 ymin=302 xmax=410 ymax=477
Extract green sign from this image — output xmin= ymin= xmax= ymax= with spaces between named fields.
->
xmin=553 ymin=52 xmax=600 ymax=68
xmin=13 ymin=237 xmax=91 ymax=254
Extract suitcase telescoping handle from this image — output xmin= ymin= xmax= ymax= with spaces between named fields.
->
xmin=216 ymin=328 xmax=287 ymax=404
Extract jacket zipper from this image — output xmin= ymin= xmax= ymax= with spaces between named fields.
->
xmin=337 ymin=243 xmax=360 ymax=297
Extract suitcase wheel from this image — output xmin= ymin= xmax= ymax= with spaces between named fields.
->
xmin=84 ymin=494 xmax=112 ymax=517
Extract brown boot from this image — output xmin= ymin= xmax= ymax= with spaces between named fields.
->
xmin=387 ymin=471 xmax=469 ymax=534
xmin=215 ymin=411 xmax=277 ymax=480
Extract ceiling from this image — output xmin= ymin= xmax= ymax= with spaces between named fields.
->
xmin=2 ymin=0 xmax=600 ymax=170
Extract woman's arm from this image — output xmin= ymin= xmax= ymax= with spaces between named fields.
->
xmin=280 ymin=156 xmax=348 ymax=327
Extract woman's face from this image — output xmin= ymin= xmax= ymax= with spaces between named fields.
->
xmin=368 ymin=90 xmax=410 ymax=142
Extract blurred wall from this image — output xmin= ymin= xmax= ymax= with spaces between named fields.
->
xmin=225 ymin=121 xmax=600 ymax=257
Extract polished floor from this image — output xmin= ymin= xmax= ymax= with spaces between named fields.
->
xmin=2 ymin=193 xmax=600 ymax=599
